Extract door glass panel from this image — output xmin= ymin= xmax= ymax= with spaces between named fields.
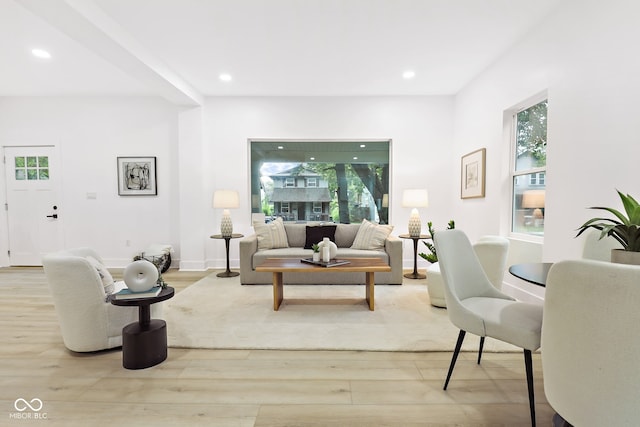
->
xmin=14 ymin=155 xmax=50 ymax=181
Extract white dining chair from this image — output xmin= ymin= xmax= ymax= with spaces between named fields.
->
xmin=434 ymin=229 xmax=543 ymax=427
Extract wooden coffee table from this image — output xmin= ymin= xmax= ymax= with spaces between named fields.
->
xmin=255 ymin=258 xmax=391 ymax=311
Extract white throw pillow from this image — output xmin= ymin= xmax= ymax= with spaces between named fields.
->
xmin=351 ymin=219 xmax=394 ymax=250
xmin=253 ymin=217 xmax=289 ymax=250
xmin=86 ymin=255 xmax=115 ymax=294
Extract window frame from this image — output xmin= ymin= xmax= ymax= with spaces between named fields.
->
xmin=508 ymin=95 xmax=548 ymax=241
xmin=249 ymin=139 xmax=392 ymax=224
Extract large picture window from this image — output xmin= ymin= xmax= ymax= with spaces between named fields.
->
xmin=250 ymin=140 xmax=391 ymax=224
xmin=511 ymin=99 xmax=548 ymax=236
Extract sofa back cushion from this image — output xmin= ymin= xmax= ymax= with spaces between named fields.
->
xmin=350 ymin=219 xmax=394 ymax=250
xmin=282 ymin=223 xmax=363 ymax=248
xmin=254 ymin=217 xmax=289 ymax=250
xmin=335 ymin=224 xmax=362 ymax=248
xmin=303 ymin=225 xmax=337 ymax=249
xmin=283 ymin=223 xmax=307 ymax=247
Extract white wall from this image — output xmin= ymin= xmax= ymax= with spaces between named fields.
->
xmin=5 ymin=0 xmax=638 ymax=275
xmin=452 ymin=0 xmax=640 ymax=300
xmin=0 ymin=95 xmax=454 ymax=270
xmin=0 ymin=97 xmax=180 ymax=267
xmin=203 ymin=96 xmax=454 ymax=269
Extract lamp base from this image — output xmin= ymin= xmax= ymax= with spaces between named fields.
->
xmin=408 ymin=209 xmax=422 ymax=238
xmin=220 ymin=210 xmax=233 ymax=237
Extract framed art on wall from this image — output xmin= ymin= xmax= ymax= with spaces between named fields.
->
xmin=461 ymin=148 xmax=486 ymax=199
xmin=117 ymin=156 xmax=157 ymax=196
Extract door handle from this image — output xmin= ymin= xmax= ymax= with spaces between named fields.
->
xmin=47 ymin=205 xmax=58 ymax=219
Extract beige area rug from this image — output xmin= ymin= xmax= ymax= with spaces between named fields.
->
xmin=164 ymin=273 xmax=520 ymax=352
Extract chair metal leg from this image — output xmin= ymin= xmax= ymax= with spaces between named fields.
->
xmin=477 ymin=336 xmax=485 ymax=364
xmin=524 ymin=349 xmax=536 ymax=427
xmin=444 ymin=330 xmax=466 ymax=390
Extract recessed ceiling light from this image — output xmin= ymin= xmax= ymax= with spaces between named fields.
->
xmin=277 ymin=146 xmax=284 ymax=150
xmin=219 ymin=73 xmax=232 ymax=82
xmin=402 ymin=70 xmax=415 ymax=79
xmin=310 ymin=157 xmax=315 ymax=160
xmin=360 ymin=144 xmax=366 ymax=148
xmin=31 ymin=48 xmax=51 ymax=59
xmin=353 ymin=156 xmax=358 ymax=160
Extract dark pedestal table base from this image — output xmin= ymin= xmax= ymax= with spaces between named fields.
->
xmin=122 ymin=319 xmax=167 ymax=369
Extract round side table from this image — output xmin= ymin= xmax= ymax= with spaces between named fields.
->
xmin=399 ymin=234 xmax=430 ymax=279
xmin=109 ymin=286 xmax=174 ymax=369
xmin=210 ymin=233 xmax=244 ymax=277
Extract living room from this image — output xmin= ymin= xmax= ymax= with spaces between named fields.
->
xmin=1 ymin=1 xmax=637 ymax=283
xmin=1 ymin=0 xmax=639 ymax=425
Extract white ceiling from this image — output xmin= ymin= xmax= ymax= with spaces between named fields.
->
xmin=0 ymin=0 xmax=562 ymax=104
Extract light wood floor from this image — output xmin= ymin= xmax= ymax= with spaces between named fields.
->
xmin=0 ymin=267 xmax=554 ymax=426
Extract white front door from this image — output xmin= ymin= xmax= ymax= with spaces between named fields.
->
xmin=4 ymin=146 xmax=63 ymax=266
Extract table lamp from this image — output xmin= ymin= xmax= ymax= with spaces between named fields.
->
xmin=213 ymin=190 xmax=240 ymax=237
xmin=402 ymin=189 xmax=429 ymax=237
xmin=522 ymin=189 xmax=545 ymax=224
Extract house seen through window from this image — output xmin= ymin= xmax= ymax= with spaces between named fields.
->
xmin=250 ymin=140 xmax=390 ymax=224
xmin=511 ymin=99 xmax=547 ymax=236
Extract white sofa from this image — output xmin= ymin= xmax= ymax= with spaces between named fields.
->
xmin=42 ymin=247 xmax=162 ymax=352
xmin=240 ymin=221 xmax=403 ymax=285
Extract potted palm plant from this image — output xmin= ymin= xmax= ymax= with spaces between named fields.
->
xmin=576 ymin=190 xmax=640 ymax=265
xmin=419 ymin=220 xmax=455 ymax=263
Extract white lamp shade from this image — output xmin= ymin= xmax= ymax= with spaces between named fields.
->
xmin=213 ymin=190 xmax=240 ymax=209
xmin=522 ymin=190 xmax=545 ymax=209
xmin=402 ymin=189 xmax=429 ymax=208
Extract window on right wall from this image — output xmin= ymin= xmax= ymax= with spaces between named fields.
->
xmin=511 ymin=98 xmax=547 ymax=236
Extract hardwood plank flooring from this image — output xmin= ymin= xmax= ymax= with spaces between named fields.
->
xmin=0 ymin=267 xmax=555 ymax=426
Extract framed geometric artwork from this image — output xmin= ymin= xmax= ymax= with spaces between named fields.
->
xmin=117 ymin=156 xmax=157 ymax=196
xmin=460 ymin=148 xmax=486 ymax=199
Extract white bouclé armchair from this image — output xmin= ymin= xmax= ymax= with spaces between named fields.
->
xmin=43 ymin=247 xmax=162 ymax=352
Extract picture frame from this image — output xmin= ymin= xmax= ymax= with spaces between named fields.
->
xmin=460 ymin=148 xmax=486 ymax=199
xmin=117 ymin=156 xmax=157 ymax=196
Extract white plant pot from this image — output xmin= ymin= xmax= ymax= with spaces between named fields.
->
xmin=312 ymin=252 xmax=320 ymax=262
xmin=611 ymin=249 xmax=640 ymax=265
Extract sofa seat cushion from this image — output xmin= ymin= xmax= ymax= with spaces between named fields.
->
xmin=252 ymin=248 xmax=314 ymax=269
xmin=335 ymin=248 xmax=389 ymax=261
xmin=252 ymin=247 xmax=389 ymax=269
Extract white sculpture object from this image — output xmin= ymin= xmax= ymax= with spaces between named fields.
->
xmin=318 ymin=237 xmax=337 ymax=261
xmin=123 ymin=260 xmax=159 ymax=292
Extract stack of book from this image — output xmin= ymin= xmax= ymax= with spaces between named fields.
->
xmin=113 ymin=286 xmax=162 ymax=300
xmin=300 ymin=258 xmax=351 ymax=268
